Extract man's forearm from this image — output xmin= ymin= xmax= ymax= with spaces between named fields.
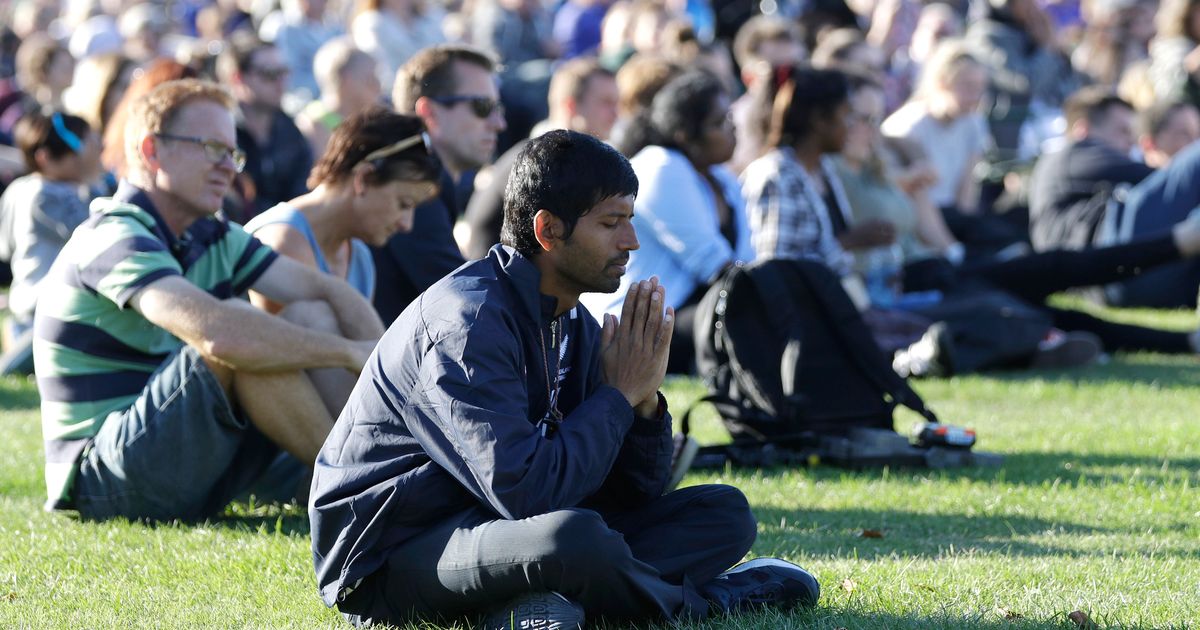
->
xmin=320 ymin=275 xmax=386 ymax=340
xmin=204 ymin=299 xmax=361 ymax=372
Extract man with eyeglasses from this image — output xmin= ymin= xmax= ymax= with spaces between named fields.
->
xmin=371 ymin=43 xmax=508 ymax=324
xmin=219 ymin=36 xmax=314 ymax=222
xmin=32 ymin=79 xmax=383 ymax=522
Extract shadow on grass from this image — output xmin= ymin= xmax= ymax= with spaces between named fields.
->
xmin=985 ymin=451 xmax=1200 ymax=488
xmin=691 ymin=447 xmax=1199 ymax=490
xmin=750 ymin=505 xmax=1122 ymax=561
xmin=983 ymin=355 xmax=1200 ymax=390
xmin=212 ymin=502 xmax=311 ymax=536
xmin=57 ymin=503 xmax=312 ymax=537
xmin=0 ymin=375 xmax=40 ymax=410
xmin=591 ymin=602 xmax=1181 ymax=630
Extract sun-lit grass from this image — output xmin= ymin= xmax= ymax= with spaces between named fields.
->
xmin=1 ymin=303 xmax=1198 ymax=628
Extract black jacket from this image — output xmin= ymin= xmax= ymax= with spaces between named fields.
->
xmin=236 ymin=109 xmax=313 ymax=221
xmin=309 ymin=245 xmax=673 ymax=606
xmin=1028 ymin=137 xmax=1154 ymax=251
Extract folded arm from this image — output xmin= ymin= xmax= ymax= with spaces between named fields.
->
xmin=130 ymin=273 xmax=373 ymax=372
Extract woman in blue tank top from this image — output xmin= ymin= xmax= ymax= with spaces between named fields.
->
xmin=246 ymin=107 xmax=439 ymax=312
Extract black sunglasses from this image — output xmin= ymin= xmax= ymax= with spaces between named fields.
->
xmin=430 ymin=95 xmax=504 ymax=119
xmin=250 ymin=66 xmax=290 ymax=82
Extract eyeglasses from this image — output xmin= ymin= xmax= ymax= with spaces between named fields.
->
xmin=155 ymin=133 xmax=247 ymax=172
xmin=845 ymin=112 xmax=882 ymax=128
xmin=430 ymin=95 xmax=504 ymax=119
xmin=250 ymin=66 xmax=290 ymax=82
xmin=360 ymin=131 xmax=432 ymax=164
xmin=705 ymin=110 xmax=734 ymax=130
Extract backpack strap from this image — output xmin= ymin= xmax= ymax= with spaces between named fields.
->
xmin=679 ymin=393 xmax=732 ymax=438
xmin=738 ymin=262 xmax=806 ymax=406
xmin=761 ymin=260 xmax=938 ymax=423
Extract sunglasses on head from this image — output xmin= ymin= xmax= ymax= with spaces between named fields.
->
xmin=359 ymin=131 xmax=432 ymax=166
xmin=430 ymin=95 xmax=504 ymax=119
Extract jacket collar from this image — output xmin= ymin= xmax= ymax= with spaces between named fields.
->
xmin=489 ymin=244 xmax=560 ymax=324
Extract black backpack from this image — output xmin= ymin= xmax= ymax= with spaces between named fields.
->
xmin=685 ymin=259 xmax=938 ymax=452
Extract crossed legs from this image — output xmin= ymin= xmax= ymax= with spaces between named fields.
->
xmin=341 ymin=484 xmax=758 ymax=627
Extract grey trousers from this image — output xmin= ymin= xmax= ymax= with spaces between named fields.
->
xmin=341 ymin=483 xmax=757 ymax=626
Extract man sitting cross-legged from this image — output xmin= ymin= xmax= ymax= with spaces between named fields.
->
xmin=309 ymin=130 xmax=821 ymax=629
xmin=34 ymin=79 xmax=383 ymax=521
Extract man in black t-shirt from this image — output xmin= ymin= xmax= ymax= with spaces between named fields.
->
xmin=372 ymin=44 xmax=508 ymax=324
xmin=1028 ymin=87 xmax=1153 ymax=251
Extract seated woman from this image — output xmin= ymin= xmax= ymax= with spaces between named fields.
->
xmin=835 ymin=73 xmax=965 ymax=279
xmin=881 ymin=40 xmax=1025 ymax=258
xmin=0 ymin=111 xmax=102 ymax=375
xmin=580 ymin=71 xmax=754 ymax=374
xmin=246 ymin=107 xmax=439 ymax=306
xmin=742 ymin=64 xmax=1200 ymax=375
xmin=245 ymin=108 xmax=438 ymax=409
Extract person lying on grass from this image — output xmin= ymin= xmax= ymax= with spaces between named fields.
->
xmin=245 ymin=107 xmax=438 ymax=417
xmin=309 ymin=130 xmax=821 ymax=629
xmin=33 ymin=79 xmax=381 ymax=521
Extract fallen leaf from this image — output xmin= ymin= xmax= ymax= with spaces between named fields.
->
xmin=1068 ymin=610 xmax=1096 ymax=629
xmin=859 ymin=528 xmax=885 ymax=538
xmin=994 ymin=607 xmax=1023 ymax=620
xmin=839 ymin=578 xmax=857 ymax=594
xmin=916 ymin=584 xmax=937 ymax=593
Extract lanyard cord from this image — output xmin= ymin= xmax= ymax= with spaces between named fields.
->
xmin=537 ymin=317 xmax=563 ymax=436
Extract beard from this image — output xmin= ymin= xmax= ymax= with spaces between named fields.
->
xmin=559 ymin=252 xmax=626 ymax=295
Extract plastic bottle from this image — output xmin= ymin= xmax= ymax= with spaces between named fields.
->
xmin=862 ymin=244 xmax=903 ymax=308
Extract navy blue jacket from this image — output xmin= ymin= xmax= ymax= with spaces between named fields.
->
xmin=309 ymin=245 xmax=673 ymax=606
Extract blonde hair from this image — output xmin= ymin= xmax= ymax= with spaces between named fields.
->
xmin=125 ymin=79 xmax=236 ymax=179
xmin=313 ymin=37 xmax=373 ymax=97
xmin=914 ymin=39 xmax=983 ymax=102
xmin=67 ymin=52 xmax=134 ymax=130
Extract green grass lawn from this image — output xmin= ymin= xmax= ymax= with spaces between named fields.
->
xmin=1 ymin=303 xmax=1199 ymax=629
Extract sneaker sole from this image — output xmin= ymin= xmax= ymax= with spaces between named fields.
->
xmin=480 ymin=592 xmax=584 ymax=630
xmin=726 ymin=558 xmax=821 ymax=608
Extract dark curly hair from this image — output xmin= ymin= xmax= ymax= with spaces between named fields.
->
xmin=501 ymin=130 xmax=638 ymax=258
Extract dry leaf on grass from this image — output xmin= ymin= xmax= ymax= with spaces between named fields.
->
xmin=859 ymin=528 xmax=885 ymax=538
xmin=994 ymin=607 xmax=1023 ymax=620
xmin=1068 ymin=610 xmax=1097 ymax=629
xmin=839 ymin=578 xmax=857 ymax=594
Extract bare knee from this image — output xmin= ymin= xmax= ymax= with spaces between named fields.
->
xmin=277 ymin=300 xmax=340 ymax=333
xmin=199 ymin=352 xmax=235 ymax=393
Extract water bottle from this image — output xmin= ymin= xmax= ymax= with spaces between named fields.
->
xmin=862 ymin=244 xmax=903 ymax=308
